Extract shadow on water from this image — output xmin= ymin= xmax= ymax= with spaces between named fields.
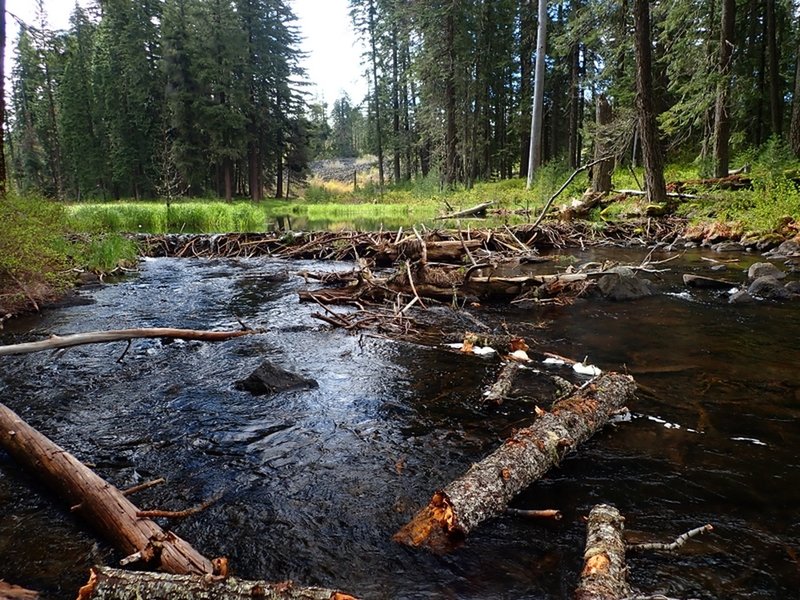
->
xmin=1 ymin=249 xmax=799 ymax=599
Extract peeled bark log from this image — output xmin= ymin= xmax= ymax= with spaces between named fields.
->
xmin=77 ymin=567 xmax=356 ymax=600
xmin=0 ymin=402 xmax=213 ymax=575
xmin=434 ymin=202 xmax=494 ymax=220
xmin=0 ymin=328 xmax=259 ymax=357
xmin=394 ymin=373 xmax=636 ymax=553
xmin=0 ymin=581 xmax=38 ymax=599
xmin=575 ymin=504 xmax=632 ymax=600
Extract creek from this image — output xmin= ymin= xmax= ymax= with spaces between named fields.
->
xmin=0 ymin=248 xmax=798 ymax=599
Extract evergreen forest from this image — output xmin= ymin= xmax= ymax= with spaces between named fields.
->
xmin=5 ymin=0 xmax=800 ymax=202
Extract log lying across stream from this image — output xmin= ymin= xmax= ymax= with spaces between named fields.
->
xmin=77 ymin=567 xmax=356 ymax=600
xmin=394 ymin=373 xmax=635 ymax=553
xmin=0 ymin=402 xmax=213 ymax=575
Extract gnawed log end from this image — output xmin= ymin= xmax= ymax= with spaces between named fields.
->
xmin=392 ymin=491 xmax=465 ymax=553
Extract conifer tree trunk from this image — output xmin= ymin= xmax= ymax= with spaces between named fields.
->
xmin=713 ymin=0 xmax=736 ymax=177
xmin=518 ymin=0 xmax=533 ymax=179
xmin=391 ymin=25 xmax=401 ymax=184
xmin=766 ymin=0 xmax=782 ymax=136
xmin=526 ymin=0 xmax=547 ymax=188
xmin=592 ymin=94 xmax=613 ymax=193
xmin=790 ymin=17 xmax=800 ymax=156
xmin=367 ymin=0 xmax=384 ymax=188
xmin=444 ymin=3 xmax=458 ymax=188
xmin=632 ymin=0 xmax=667 ymax=203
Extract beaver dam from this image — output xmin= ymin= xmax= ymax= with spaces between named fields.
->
xmin=1 ymin=227 xmax=799 ymax=599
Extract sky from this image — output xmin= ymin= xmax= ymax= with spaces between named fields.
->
xmin=4 ymin=0 xmax=367 ymax=107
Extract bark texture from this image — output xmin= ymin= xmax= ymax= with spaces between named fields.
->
xmin=713 ymin=0 xmax=736 ymax=178
xmin=394 ymin=373 xmax=636 ymax=553
xmin=632 ymin=0 xmax=667 ymax=204
xmin=591 ymin=95 xmax=613 ymax=193
xmin=0 ymin=403 xmax=213 ymax=575
xmin=483 ymin=362 xmax=522 ymax=405
xmin=0 ymin=328 xmax=257 ymax=356
xmin=77 ymin=567 xmax=356 ymax=600
xmin=575 ymin=504 xmax=632 ymax=600
xmin=0 ymin=581 xmax=38 ymax=599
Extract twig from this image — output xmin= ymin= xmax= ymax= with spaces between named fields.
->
xmin=531 ymin=156 xmax=612 ymax=229
xmin=627 ymin=524 xmax=713 ymax=552
xmin=506 ymin=508 xmax=562 ymax=520
xmin=405 ymin=261 xmax=427 ymax=310
xmin=136 ymin=493 xmax=222 ymax=520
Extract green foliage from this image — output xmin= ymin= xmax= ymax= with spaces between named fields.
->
xmin=78 ymin=234 xmax=140 ymax=273
xmin=0 ymin=195 xmax=73 ymax=305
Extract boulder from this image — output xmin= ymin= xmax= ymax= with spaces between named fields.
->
xmin=712 ymin=241 xmax=743 ymax=252
xmin=235 ymin=360 xmax=318 ymax=396
xmin=764 ymin=240 xmax=800 ymax=259
xmin=747 ymin=276 xmax=791 ymax=300
xmin=728 ymin=290 xmax=754 ymax=304
xmin=597 ymin=267 xmax=655 ymax=301
xmin=785 ymin=281 xmax=800 ymax=296
xmin=747 ymin=262 xmax=785 ymax=281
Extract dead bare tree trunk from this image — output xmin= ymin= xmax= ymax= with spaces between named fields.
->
xmin=0 ymin=402 xmax=213 ymax=575
xmin=575 ymin=504 xmax=632 ymax=600
xmin=713 ymin=0 xmax=736 ymax=178
xmin=393 ymin=373 xmax=636 ymax=553
xmin=77 ymin=567 xmax=356 ymax=600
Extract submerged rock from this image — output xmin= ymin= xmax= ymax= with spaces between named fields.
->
xmin=683 ymin=274 xmax=737 ymax=289
xmin=747 ymin=262 xmax=785 ymax=281
xmin=597 ymin=267 xmax=655 ymax=301
xmin=729 ymin=290 xmax=754 ymax=304
xmin=236 ymin=361 xmax=318 ymax=396
xmin=747 ymin=276 xmax=791 ymax=300
xmin=712 ymin=241 xmax=743 ymax=252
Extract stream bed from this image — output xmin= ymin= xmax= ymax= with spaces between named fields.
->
xmin=1 ymin=249 xmax=799 ymax=599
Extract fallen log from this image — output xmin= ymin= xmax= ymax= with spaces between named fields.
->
xmin=0 ymin=402 xmax=213 ymax=575
xmin=483 ymin=362 xmax=522 ymax=405
xmin=393 ymin=372 xmax=636 ymax=553
xmin=434 ymin=201 xmax=494 ymax=220
xmin=0 ymin=581 xmax=38 ymax=599
xmin=0 ymin=328 xmax=260 ymax=357
xmin=77 ymin=567 xmax=356 ymax=600
xmin=575 ymin=504 xmax=631 ymax=600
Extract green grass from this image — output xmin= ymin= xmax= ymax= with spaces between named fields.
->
xmin=77 ymin=234 xmax=140 ymax=273
xmin=67 ymin=201 xmax=266 ymax=233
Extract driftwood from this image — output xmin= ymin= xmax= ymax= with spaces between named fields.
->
xmin=0 ymin=328 xmax=259 ymax=356
xmin=681 ymin=274 xmax=737 ymax=289
xmin=0 ymin=402 xmax=213 ymax=575
xmin=393 ymin=373 xmax=636 ymax=553
xmin=434 ymin=201 xmax=494 ymax=220
xmin=77 ymin=567 xmax=356 ymax=600
xmin=0 ymin=581 xmax=38 ymax=600
xmin=575 ymin=504 xmax=631 ymax=600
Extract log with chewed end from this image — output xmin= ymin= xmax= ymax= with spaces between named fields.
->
xmin=76 ymin=567 xmax=358 ymax=600
xmin=575 ymin=504 xmax=632 ymax=600
xmin=393 ymin=373 xmax=636 ymax=553
xmin=0 ymin=580 xmax=39 ymax=599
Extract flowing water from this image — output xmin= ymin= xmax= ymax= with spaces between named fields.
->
xmin=0 ymin=249 xmax=799 ymax=599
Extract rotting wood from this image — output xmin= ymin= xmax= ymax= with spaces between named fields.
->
xmin=434 ymin=201 xmax=494 ymax=220
xmin=0 ymin=402 xmax=213 ymax=575
xmin=0 ymin=328 xmax=260 ymax=357
xmin=0 ymin=580 xmax=39 ymax=599
xmin=575 ymin=504 xmax=632 ymax=600
xmin=393 ymin=373 xmax=636 ymax=553
xmin=76 ymin=567 xmax=357 ymax=600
